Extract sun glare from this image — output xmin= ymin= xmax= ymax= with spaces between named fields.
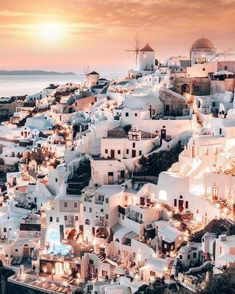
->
xmin=38 ymin=23 xmax=64 ymax=42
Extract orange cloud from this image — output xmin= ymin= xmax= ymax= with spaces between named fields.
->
xmin=0 ymin=0 xmax=234 ymax=72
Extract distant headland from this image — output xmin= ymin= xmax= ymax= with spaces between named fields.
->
xmin=0 ymin=70 xmax=77 ymax=75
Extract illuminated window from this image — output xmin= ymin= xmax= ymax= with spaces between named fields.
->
xmin=159 ymin=190 xmax=167 ymax=201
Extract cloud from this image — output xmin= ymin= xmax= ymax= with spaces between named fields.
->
xmin=0 ymin=9 xmax=63 ymax=18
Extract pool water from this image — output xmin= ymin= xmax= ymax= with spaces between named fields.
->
xmin=46 ymin=229 xmax=72 ymax=255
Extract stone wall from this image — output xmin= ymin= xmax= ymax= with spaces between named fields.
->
xmin=171 ymin=76 xmax=211 ymax=96
xmin=159 ymin=88 xmax=189 ymax=116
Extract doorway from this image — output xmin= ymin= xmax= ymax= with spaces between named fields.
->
xmin=132 ymin=150 xmax=136 ymax=157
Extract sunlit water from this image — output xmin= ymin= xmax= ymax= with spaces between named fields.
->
xmin=0 ymin=75 xmax=82 ymax=97
xmin=0 ymin=73 xmax=123 ymax=97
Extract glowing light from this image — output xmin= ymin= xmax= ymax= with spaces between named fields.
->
xmin=38 ymin=23 xmax=64 ymax=43
xmin=159 ymin=190 xmax=167 ymax=201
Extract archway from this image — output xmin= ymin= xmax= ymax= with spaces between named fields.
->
xmin=181 ymin=84 xmax=190 ymax=95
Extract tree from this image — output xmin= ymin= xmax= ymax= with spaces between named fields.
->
xmin=199 ymin=268 xmax=235 ymax=294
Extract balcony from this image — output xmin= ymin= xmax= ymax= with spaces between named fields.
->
xmin=126 ymin=213 xmax=143 ymax=224
xmin=95 ymin=219 xmax=107 ymax=228
xmin=65 ymin=220 xmax=75 ymax=228
xmin=95 ymin=198 xmax=104 ymax=205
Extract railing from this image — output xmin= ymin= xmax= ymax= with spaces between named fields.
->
xmin=95 ymin=219 xmax=107 ymax=227
xmin=126 ymin=213 xmax=143 ymax=224
xmin=64 ymin=220 xmax=75 ymax=228
xmin=95 ymin=198 xmax=103 ymax=205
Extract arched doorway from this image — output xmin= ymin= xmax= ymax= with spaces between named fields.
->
xmin=181 ymin=84 xmax=190 ymax=95
xmin=23 ymin=244 xmax=30 ymax=258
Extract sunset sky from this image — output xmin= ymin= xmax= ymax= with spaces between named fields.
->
xmin=0 ymin=0 xmax=235 ymax=74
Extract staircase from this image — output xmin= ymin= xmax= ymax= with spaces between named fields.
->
xmin=97 ymin=253 xmax=105 ymax=262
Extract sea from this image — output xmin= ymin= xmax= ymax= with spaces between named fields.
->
xmin=0 ymin=73 xmax=121 ymax=97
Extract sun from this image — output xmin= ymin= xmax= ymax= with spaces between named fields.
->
xmin=38 ymin=23 xmax=64 ymax=42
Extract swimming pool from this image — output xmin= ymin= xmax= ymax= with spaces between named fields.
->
xmin=46 ymin=229 xmax=72 ymax=255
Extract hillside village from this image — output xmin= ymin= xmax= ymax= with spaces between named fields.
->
xmin=0 ymin=38 xmax=235 ymax=294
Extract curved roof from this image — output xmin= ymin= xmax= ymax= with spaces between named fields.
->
xmin=140 ymin=43 xmax=155 ymax=52
xmin=191 ymin=37 xmax=216 ymax=52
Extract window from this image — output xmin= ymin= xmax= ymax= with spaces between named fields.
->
xmin=89 ymin=259 xmax=94 ymax=265
xmin=101 ymin=209 xmax=104 ymax=212
xmin=118 ymin=150 xmax=121 ymax=155
xmin=105 ymin=198 xmax=109 ymax=204
xmin=15 ymin=249 xmax=18 ymax=252
xmin=105 ymin=149 xmax=108 ymax=154
xmin=64 ymin=202 xmax=68 ymax=208
xmin=159 ymin=190 xmax=167 ymax=201
xmin=75 ymin=216 xmax=78 ymax=221
xmin=185 ymin=201 xmax=188 ymax=209
xmin=135 ymin=113 xmax=137 ymax=117
xmin=74 ymin=202 xmax=78 ymax=208
xmin=133 ymin=143 xmax=135 ymax=148
xmin=55 ymin=178 xmax=58 ymax=182
xmin=83 ymin=206 xmax=86 ymax=212
xmin=193 ymin=252 xmax=197 ymax=258
xmin=188 ymin=254 xmax=190 ymax=260
xmin=139 ymin=150 xmax=142 ymax=156
xmin=64 ymin=215 xmax=67 ymax=221
xmin=174 ymin=199 xmax=177 ymax=207
xmin=50 ymin=217 xmax=53 ymax=222
xmin=106 ymin=214 xmax=109 ymax=219
xmin=179 ymin=255 xmax=182 ymax=259
xmin=3 ymin=228 xmax=7 ymax=233
xmin=56 ymin=217 xmax=59 ymax=222
xmin=202 ymin=68 xmax=205 ymax=71
xmin=126 ymin=149 xmax=129 ymax=154
xmin=125 ymin=112 xmax=129 ymax=117
xmin=89 ymin=207 xmax=92 ymax=213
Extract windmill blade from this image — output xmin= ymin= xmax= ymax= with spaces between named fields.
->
xmin=82 ymin=65 xmax=90 ymax=76
xmin=135 ymin=33 xmax=140 ymax=51
xmin=125 ymin=33 xmax=141 ymax=68
xmin=135 ymin=51 xmax=138 ymax=68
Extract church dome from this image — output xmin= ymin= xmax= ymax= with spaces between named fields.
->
xmin=191 ymin=37 xmax=216 ymax=51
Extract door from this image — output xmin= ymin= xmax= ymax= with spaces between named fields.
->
xmin=108 ymin=172 xmax=114 ymax=184
xmin=132 ymin=150 xmax=136 ymax=157
xmin=178 ymin=200 xmax=184 ymax=212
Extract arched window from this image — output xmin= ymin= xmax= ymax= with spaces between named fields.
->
xmin=85 ymin=219 xmax=90 ymax=225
